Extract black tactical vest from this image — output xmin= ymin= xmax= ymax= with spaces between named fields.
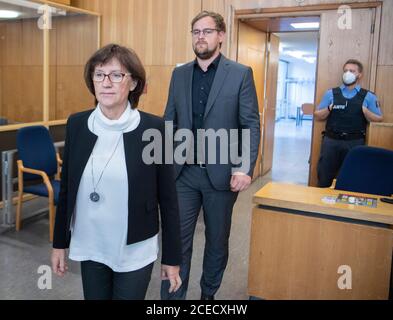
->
xmin=326 ymin=87 xmax=368 ymax=134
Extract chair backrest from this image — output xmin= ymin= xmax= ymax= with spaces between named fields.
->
xmin=301 ymin=103 xmax=314 ymax=115
xmin=17 ymin=126 xmax=58 ymax=180
xmin=335 ymin=145 xmax=393 ymax=196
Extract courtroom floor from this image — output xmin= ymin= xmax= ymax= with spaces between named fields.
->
xmin=272 ymin=118 xmax=313 ymax=186
xmin=0 ymin=119 xmax=310 ymax=300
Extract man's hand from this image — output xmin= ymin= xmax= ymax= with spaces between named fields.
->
xmin=161 ymin=265 xmax=182 ymax=293
xmin=230 ymin=172 xmax=252 ymax=192
xmin=51 ymin=248 xmax=68 ymax=277
xmin=314 ymin=104 xmax=332 ymax=120
xmin=362 ymin=106 xmax=383 ymax=122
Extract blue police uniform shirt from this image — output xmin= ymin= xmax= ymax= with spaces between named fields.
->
xmin=317 ymin=84 xmax=382 ymax=116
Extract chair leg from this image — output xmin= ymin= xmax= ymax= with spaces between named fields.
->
xmin=49 ymin=201 xmax=55 ymax=242
xmin=16 ymin=167 xmax=24 ymax=231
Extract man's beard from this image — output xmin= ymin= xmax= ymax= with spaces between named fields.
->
xmin=343 ymin=79 xmax=358 ymax=86
xmin=193 ymin=42 xmax=219 ymax=60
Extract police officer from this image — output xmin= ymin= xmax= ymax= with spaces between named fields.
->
xmin=314 ymin=59 xmax=383 ymax=188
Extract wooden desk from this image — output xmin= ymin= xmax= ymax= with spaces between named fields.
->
xmin=248 ymin=182 xmax=393 ymax=300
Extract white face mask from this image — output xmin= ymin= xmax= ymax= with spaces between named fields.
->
xmin=342 ymin=71 xmax=357 ymax=85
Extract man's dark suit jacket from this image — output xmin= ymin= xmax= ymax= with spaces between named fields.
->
xmin=53 ymin=109 xmax=181 ymax=266
xmin=164 ymin=55 xmax=261 ymax=191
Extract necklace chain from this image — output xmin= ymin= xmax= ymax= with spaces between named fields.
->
xmin=91 ymin=115 xmax=124 ymax=194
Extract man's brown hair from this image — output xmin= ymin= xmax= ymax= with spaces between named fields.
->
xmin=343 ymin=59 xmax=364 ymax=73
xmin=191 ymin=11 xmax=226 ymax=33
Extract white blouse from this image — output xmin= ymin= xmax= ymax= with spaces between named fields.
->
xmin=68 ymin=103 xmax=159 ymax=272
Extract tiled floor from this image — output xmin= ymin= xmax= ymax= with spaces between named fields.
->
xmin=272 ymin=119 xmax=313 ymax=185
xmin=0 ymin=119 xmax=312 ymax=299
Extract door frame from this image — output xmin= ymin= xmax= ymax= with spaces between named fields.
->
xmin=229 ymin=1 xmax=382 ymax=185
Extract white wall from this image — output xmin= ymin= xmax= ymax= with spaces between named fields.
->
xmin=281 ymin=57 xmax=316 ymax=117
xmin=288 ymin=59 xmax=316 ymax=107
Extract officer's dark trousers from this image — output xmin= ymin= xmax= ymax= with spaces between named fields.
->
xmin=81 ymin=260 xmax=153 ymax=300
xmin=160 ymin=165 xmax=238 ymax=300
xmin=317 ymin=136 xmax=365 ymax=188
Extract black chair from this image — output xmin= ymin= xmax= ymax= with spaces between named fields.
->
xmin=335 ymin=145 xmax=393 ymax=196
xmin=16 ymin=126 xmax=62 ymax=241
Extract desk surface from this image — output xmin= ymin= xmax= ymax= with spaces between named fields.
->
xmin=254 ymin=182 xmax=393 ymax=225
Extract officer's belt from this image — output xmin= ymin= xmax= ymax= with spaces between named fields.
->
xmin=324 ymin=130 xmax=365 ymax=140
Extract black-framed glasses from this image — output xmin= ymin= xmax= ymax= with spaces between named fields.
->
xmin=191 ymin=28 xmax=219 ymax=37
xmin=92 ymin=72 xmax=131 ymax=83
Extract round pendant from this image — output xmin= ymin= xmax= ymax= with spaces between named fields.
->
xmin=90 ymin=192 xmax=100 ymax=202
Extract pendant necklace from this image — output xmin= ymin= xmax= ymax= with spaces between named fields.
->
xmin=90 ymin=114 xmax=124 ymax=202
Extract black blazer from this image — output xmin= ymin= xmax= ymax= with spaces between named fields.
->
xmin=53 ymin=109 xmax=182 ymax=266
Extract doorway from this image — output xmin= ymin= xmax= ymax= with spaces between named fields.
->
xmin=235 ymin=3 xmax=380 ymax=186
xmin=237 ymin=16 xmax=320 ymax=184
xmin=272 ymin=31 xmax=319 ymax=185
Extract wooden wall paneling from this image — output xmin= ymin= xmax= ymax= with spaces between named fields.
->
xmin=262 ymin=33 xmax=279 ymax=176
xmin=107 ymin=0 xmax=138 ymax=55
xmin=50 ymin=66 xmax=57 ymax=121
xmin=237 ymin=22 xmax=266 ymax=111
xmin=253 ymin=117 xmax=263 ymax=180
xmin=375 ymin=66 xmax=393 ymax=123
xmin=309 ymin=8 xmax=375 ymax=186
xmin=237 ymin=22 xmax=266 ymax=179
xmin=36 ymin=0 xmax=71 ymax=5
xmin=139 ymin=65 xmax=175 ymax=116
xmin=171 ymin=0 xmax=202 ymax=64
xmin=369 ymin=4 xmax=381 ymax=92
xmin=2 ymin=66 xmax=43 ymax=123
xmin=49 ymin=16 xmax=57 ymax=121
xmin=0 ymin=23 xmax=5 ymax=65
xmin=378 ymin=0 xmax=393 ymax=65
xmin=153 ymin=0 xmax=174 ymax=65
xmin=52 ymin=0 xmax=71 ymax=5
xmin=71 ymin=0 xmax=97 ymax=12
xmin=73 ymin=0 xmax=199 ymax=66
xmin=55 ymin=15 xmax=98 ymax=66
xmin=202 ymin=0 xmax=226 ymax=14
xmin=3 ymin=21 xmax=22 ymax=66
xmin=55 ymin=66 xmax=94 ymax=119
xmin=0 ymin=67 xmax=2 ymax=118
xmin=22 ymin=19 xmax=43 ymax=66
xmin=130 ymin=0 xmax=153 ymax=64
xmin=229 ymin=0 xmax=373 ymax=11
xmin=130 ymin=0 xmax=200 ymax=65
xmin=367 ymin=123 xmax=393 ymax=151
xmin=23 ymin=66 xmax=44 ymax=122
xmin=52 ymin=15 xmax=98 ymax=120
xmin=0 ymin=19 xmax=44 ymax=124
xmin=0 ymin=23 xmax=3 ymax=119
xmin=1 ymin=66 xmax=21 ymax=122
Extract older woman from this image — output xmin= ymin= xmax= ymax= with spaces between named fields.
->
xmin=51 ymin=44 xmax=182 ymax=300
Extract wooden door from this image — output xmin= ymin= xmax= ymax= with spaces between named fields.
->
xmin=309 ymin=8 xmax=377 ymax=186
xmin=237 ymin=21 xmax=267 ymax=179
xmin=0 ymin=23 xmax=3 ymax=118
xmin=262 ymin=33 xmax=280 ymax=175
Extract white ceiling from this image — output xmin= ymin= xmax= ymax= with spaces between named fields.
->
xmin=275 ymin=31 xmax=319 ymax=64
xmin=0 ymin=1 xmax=37 ymax=20
xmin=0 ymin=0 xmax=77 ymax=21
